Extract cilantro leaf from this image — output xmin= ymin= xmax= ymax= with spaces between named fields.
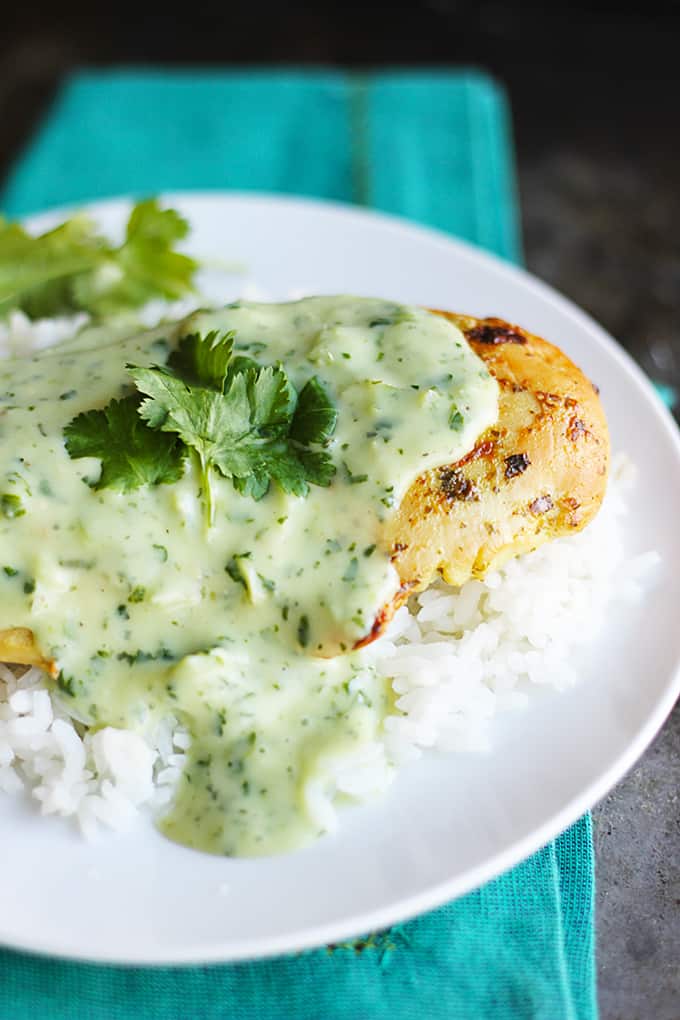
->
xmin=248 ymin=365 xmax=298 ymax=438
xmin=290 ymin=376 xmax=337 ymax=446
xmin=126 ymin=200 xmax=189 ymax=247
xmin=224 ymin=354 xmax=260 ymax=388
xmin=129 ymin=365 xmax=251 ymax=522
xmin=129 ymin=338 xmax=336 ymax=521
xmin=167 ymin=330 xmax=235 ymax=390
xmin=129 ymin=367 xmax=248 ymax=455
xmin=0 ymin=215 xmax=104 ymax=319
xmin=64 ymin=331 xmax=338 ymax=518
xmin=64 ymin=395 xmax=185 ymax=492
xmin=232 ymin=472 xmax=271 ymax=501
xmin=128 ymin=364 xmax=295 ymax=498
xmin=231 ymin=444 xmax=311 ymax=499
xmin=0 ymin=199 xmax=199 ymax=321
xmin=73 ymin=199 xmax=198 ymax=317
xmin=294 ymin=447 xmax=337 ymax=487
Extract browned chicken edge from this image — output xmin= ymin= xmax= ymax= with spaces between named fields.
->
xmin=355 ymin=310 xmax=610 ymax=649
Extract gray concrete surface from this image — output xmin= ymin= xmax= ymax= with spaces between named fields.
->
xmin=594 ymin=709 xmax=680 ymax=1020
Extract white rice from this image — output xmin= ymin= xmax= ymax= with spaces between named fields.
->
xmin=0 ymin=306 xmax=660 ymax=842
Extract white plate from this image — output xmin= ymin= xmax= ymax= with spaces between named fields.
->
xmin=2 ymin=193 xmax=679 ymax=965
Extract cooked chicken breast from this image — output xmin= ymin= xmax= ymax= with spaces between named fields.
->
xmin=357 ymin=311 xmax=609 ymax=646
xmin=0 ymin=310 xmax=608 ymax=670
xmin=0 ymin=627 xmax=57 ymax=676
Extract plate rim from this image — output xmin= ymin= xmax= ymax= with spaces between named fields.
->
xmin=2 ymin=190 xmax=679 ymax=965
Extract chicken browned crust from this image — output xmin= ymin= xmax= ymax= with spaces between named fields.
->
xmin=356 ymin=311 xmax=609 ymax=647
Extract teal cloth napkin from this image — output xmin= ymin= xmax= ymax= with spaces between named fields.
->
xmin=0 ymin=70 xmax=596 ymax=1020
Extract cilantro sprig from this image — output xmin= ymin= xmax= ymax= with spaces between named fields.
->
xmin=0 ymin=199 xmax=199 ymax=320
xmin=64 ymin=396 xmax=185 ymax=492
xmin=65 ymin=331 xmax=337 ymax=524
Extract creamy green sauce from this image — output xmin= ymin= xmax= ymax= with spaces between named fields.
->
xmin=0 ymin=297 xmax=498 ymax=855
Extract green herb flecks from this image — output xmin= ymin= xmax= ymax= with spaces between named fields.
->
xmin=449 ymin=405 xmax=464 ymax=431
xmin=343 ymin=462 xmax=368 ymax=485
xmin=116 ymin=647 xmax=175 ymax=666
xmin=342 ymin=557 xmax=359 ymax=583
xmin=57 ymin=673 xmax=76 ymax=698
xmin=0 ymin=493 xmax=25 ymax=519
xmin=297 ymin=614 xmax=310 ymax=647
xmin=225 ymin=552 xmax=252 ymax=589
